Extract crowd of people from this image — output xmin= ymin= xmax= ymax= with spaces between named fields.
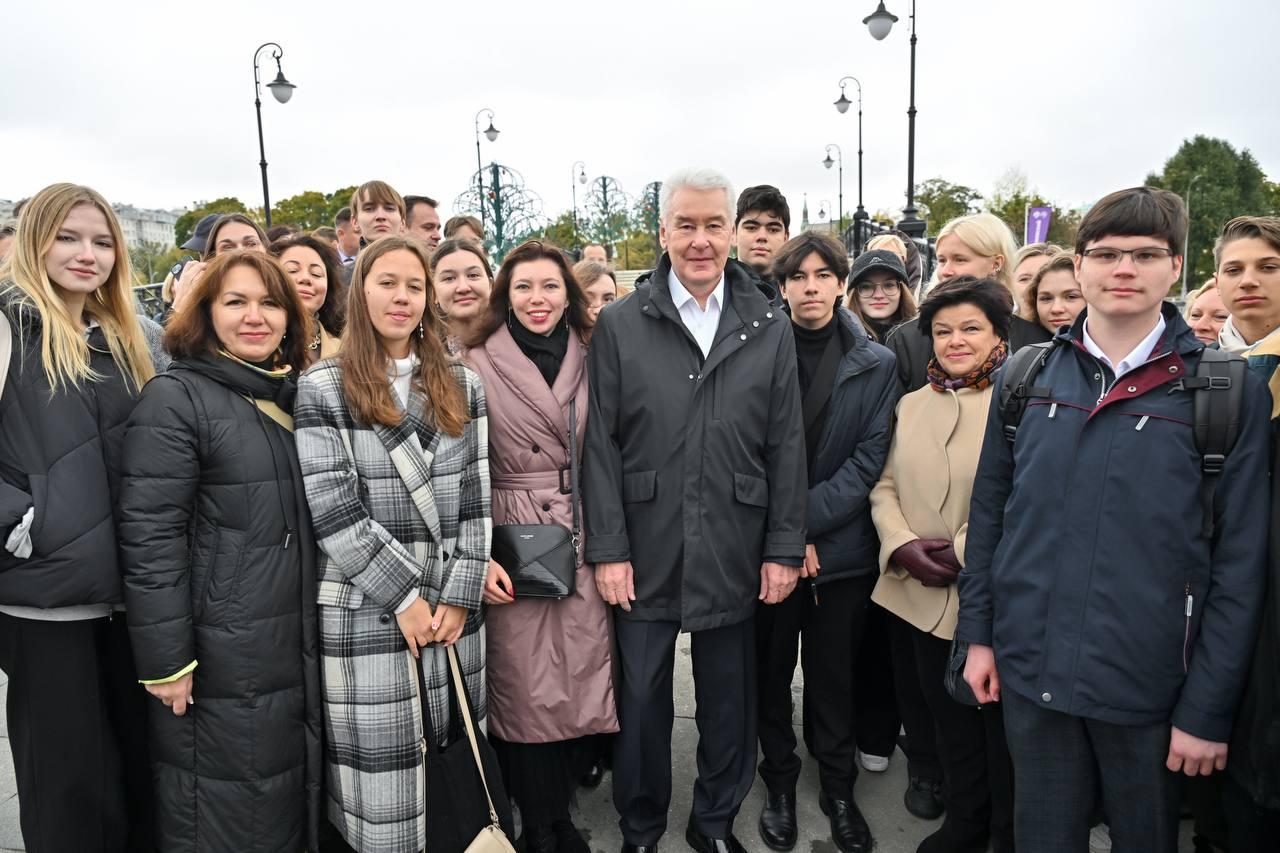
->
xmin=0 ymin=170 xmax=1277 ymax=853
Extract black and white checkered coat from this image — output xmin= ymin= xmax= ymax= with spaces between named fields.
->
xmin=295 ymin=359 xmax=491 ymax=853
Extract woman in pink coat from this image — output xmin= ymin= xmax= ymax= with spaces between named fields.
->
xmin=462 ymin=240 xmax=618 ymax=853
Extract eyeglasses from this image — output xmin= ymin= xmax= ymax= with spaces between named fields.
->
xmin=854 ymin=280 xmax=900 ymax=297
xmin=1081 ymin=247 xmax=1175 ymax=266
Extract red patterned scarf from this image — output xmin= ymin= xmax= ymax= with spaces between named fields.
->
xmin=927 ymin=340 xmax=1009 ymax=392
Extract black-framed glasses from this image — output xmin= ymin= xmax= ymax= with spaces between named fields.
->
xmin=854 ymin=280 xmax=900 ymax=297
xmin=1081 ymin=247 xmax=1175 ymax=266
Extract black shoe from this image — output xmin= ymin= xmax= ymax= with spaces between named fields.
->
xmin=685 ymin=824 xmax=747 ymax=853
xmin=579 ymin=759 xmax=606 ymax=789
xmin=620 ymin=845 xmax=657 ymax=853
xmin=904 ymin=775 xmax=945 ymax=821
xmin=819 ymin=793 xmax=872 ymax=853
xmin=915 ymin=820 xmax=988 ymax=853
xmin=525 ymin=823 xmax=558 ymax=853
xmin=758 ymin=791 xmax=797 ymax=851
xmin=553 ymin=819 xmax=589 ymax=853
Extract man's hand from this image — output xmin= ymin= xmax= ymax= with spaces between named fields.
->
xmin=1167 ymin=727 xmax=1228 ymax=776
xmin=483 ymin=559 xmax=515 ymax=605
xmin=431 ymin=603 xmax=468 ymax=647
xmin=595 ymin=561 xmax=635 ymax=611
xmin=891 ymin=538 xmax=960 ymax=587
xmin=145 ymin=673 xmax=194 ymax=717
xmin=759 ymin=561 xmax=800 ymax=604
xmin=801 ymin=544 xmax=821 ymax=579
xmin=395 ymin=597 xmax=436 ymax=659
xmin=964 ymin=643 xmax=1000 ymax=703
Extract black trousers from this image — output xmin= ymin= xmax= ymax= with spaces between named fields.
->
xmin=757 ymin=574 xmax=875 ymax=800
xmin=1002 ymin=686 xmax=1179 ymax=853
xmin=0 ymin=612 xmax=155 ymax=853
xmin=854 ymin=600 xmax=900 ymax=758
xmin=490 ymin=735 xmax=588 ymax=825
xmin=613 ymin=618 xmax=756 ymax=845
xmin=896 ymin=616 xmax=1014 ymax=844
xmin=888 ymin=612 xmax=943 ymax=782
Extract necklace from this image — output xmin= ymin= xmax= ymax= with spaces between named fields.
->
xmin=308 ymin=316 xmax=322 ymax=351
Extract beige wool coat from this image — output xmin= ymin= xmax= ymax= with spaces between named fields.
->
xmin=463 ymin=324 xmax=619 ymax=743
xmin=869 ymin=383 xmax=993 ymax=640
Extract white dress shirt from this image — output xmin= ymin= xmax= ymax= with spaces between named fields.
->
xmin=668 ymin=269 xmax=727 ymax=358
xmin=1082 ymin=314 xmax=1167 ymax=380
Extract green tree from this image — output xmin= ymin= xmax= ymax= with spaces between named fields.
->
xmin=916 ymin=178 xmax=983 ymax=231
xmin=270 ymin=186 xmax=360 ymax=232
xmin=615 ymin=224 xmax=658 ymax=271
xmin=985 ymin=168 xmax=1080 ymax=249
xmin=1146 ymin=136 xmax=1272 ymax=289
xmin=128 ymin=240 xmax=182 ymax=285
xmin=174 ymin=197 xmax=249 ymax=248
xmin=1265 ymin=181 xmax=1280 ymax=217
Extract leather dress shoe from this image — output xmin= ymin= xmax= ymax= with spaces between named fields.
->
xmin=579 ymin=758 xmax=606 ymax=789
xmin=620 ymin=844 xmax=657 ymax=853
xmin=758 ymin=791 xmax=797 ymax=851
xmin=819 ymin=793 xmax=872 ymax=853
xmin=685 ymin=824 xmax=747 ymax=853
xmin=915 ymin=820 xmax=988 ymax=853
xmin=904 ymin=775 xmax=945 ymax=820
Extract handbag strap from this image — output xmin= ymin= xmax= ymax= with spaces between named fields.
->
xmin=0 ymin=312 xmax=12 ymax=403
xmin=567 ymin=398 xmax=581 ymax=555
xmin=448 ymin=646 xmax=503 ymax=827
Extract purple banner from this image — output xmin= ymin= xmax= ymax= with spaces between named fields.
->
xmin=1026 ymin=206 xmax=1053 ymax=243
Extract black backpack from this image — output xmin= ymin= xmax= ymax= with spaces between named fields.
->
xmin=998 ymin=341 xmax=1246 ymax=538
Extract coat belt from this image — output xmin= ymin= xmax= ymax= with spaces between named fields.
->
xmin=491 ymin=470 xmax=562 ymax=490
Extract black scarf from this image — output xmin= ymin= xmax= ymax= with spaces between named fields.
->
xmin=509 ymin=316 xmax=570 ymax=388
xmin=181 ymin=351 xmax=298 ymax=413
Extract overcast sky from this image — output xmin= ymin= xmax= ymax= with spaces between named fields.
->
xmin=3 ymin=0 xmax=1277 ymax=228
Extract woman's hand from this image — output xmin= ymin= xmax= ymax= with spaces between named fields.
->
xmin=890 ymin=538 xmax=959 ymax=588
xmin=395 ymin=597 xmax=436 ymax=659
xmin=432 ymin=604 xmax=468 ymax=646
xmin=483 ymin=559 xmax=515 ymax=605
xmin=964 ymin=643 xmax=1000 ymax=704
xmin=145 ymin=673 xmax=194 ymax=716
xmin=172 ymin=260 xmax=207 ymax=312
xmin=801 ymin=543 xmax=821 ymax=578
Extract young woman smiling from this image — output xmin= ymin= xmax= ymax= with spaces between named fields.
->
xmin=271 ymin=232 xmax=347 ymax=365
xmin=431 ymin=237 xmax=494 ymax=354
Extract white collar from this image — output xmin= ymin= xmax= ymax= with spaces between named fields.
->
xmin=1082 ymin=313 xmax=1166 ymax=375
xmin=668 ymin=268 xmax=726 ymax=313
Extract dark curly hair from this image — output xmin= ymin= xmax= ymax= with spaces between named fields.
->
xmin=268 ymin=232 xmax=347 ymax=338
xmin=917 ymin=276 xmax=1014 ymax=341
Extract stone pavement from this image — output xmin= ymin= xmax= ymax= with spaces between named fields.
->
xmin=0 ymin=636 xmax=1197 ymax=852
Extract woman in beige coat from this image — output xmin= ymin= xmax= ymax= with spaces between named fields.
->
xmin=870 ymin=276 xmax=1016 ymax=853
xmin=462 ymin=240 xmax=618 ymax=853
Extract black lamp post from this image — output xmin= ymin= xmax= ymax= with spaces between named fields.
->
xmin=571 ymin=161 xmax=587 ymax=248
xmin=865 ymin=1 xmax=925 ymax=239
xmin=253 ymin=43 xmax=295 ymax=228
xmin=833 ymin=75 xmax=869 ymax=251
xmin=822 ymin=144 xmax=844 ymax=246
xmin=474 ymin=108 xmax=499 ymax=232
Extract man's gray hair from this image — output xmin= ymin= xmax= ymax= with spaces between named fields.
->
xmin=660 ymin=168 xmax=735 ymax=225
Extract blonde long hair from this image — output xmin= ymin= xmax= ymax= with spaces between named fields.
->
xmin=0 ymin=183 xmax=153 ymax=392
xmin=933 ymin=212 xmax=1019 ymax=294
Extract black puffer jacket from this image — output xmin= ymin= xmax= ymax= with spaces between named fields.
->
xmin=119 ymin=353 xmax=322 ymax=852
xmin=0 ymin=294 xmax=141 ymax=606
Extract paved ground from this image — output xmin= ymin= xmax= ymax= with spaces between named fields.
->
xmin=0 ymin=634 xmax=1198 ymax=852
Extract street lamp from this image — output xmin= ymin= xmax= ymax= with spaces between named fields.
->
xmin=1182 ymin=173 xmax=1205 ymax=296
xmin=253 ymin=42 xmax=296 ymax=228
xmin=571 ymin=161 xmax=587 ymax=249
xmin=818 ymin=200 xmax=831 ymax=222
xmin=834 ymin=75 xmax=869 ymax=252
xmin=474 ymin=108 xmax=499 ymax=232
xmin=864 ymin=1 xmax=925 ymax=239
xmin=823 ymin=144 xmax=844 ymax=245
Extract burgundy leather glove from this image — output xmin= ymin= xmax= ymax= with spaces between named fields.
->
xmin=926 ymin=542 xmax=962 ymax=574
xmin=890 ymin=538 xmax=960 ymax=588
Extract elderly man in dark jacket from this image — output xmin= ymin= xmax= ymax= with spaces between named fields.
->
xmin=584 ymin=168 xmax=807 ymax=853
xmin=959 ymin=187 xmax=1272 ymax=852
xmin=753 ymin=233 xmax=899 ymax=853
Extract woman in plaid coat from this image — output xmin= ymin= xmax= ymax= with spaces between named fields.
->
xmin=295 ymin=238 xmax=491 ymax=853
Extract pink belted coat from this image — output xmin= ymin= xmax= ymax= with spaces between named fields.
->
xmin=463 ymin=325 xmax=619 ymax=743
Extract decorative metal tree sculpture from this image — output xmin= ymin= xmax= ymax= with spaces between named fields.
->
xmin=455 ymin=162 xmax=545 ymax=263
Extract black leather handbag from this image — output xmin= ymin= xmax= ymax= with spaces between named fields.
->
xmin=489 ymin=399 xmax=579 ymax=600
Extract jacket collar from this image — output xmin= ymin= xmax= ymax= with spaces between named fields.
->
xmin=1061 ymin=301 xmax=1203 ymax=359
xmin=479 ymin=322 xmax=585 ymax=449
xmin=832 ymin=307 xmax=881 ymax=381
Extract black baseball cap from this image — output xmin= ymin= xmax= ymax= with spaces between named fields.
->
xmin=180 ymin=213 xmax=221 ymax=253
xmin=847 ymin=249 xmax=908 ymax=294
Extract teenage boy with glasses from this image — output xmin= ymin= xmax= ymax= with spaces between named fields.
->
xmin=957 ymin=186 xmax=1273 ymax=853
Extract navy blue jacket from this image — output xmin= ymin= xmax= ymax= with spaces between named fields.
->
xmin=805 ymin=308 xmax=901 ymax=583
xmin=957 ymin=304 xmax=1271 ymax=742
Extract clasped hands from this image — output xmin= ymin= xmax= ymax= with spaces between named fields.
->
xmin=891 ymin=538 xmax=961 ymax=588
xmin=395 ymin=597 xmax=467 ymax=658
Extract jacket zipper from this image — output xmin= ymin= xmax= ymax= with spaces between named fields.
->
xmin=1183 ymin=582 xmax=1194 ymax=673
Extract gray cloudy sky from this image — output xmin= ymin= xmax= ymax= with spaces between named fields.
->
xmin=2 ymin=0 xmax=1277 ymax=227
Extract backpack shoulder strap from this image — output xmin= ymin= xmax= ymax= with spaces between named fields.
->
xmin=998 ymin=341 xmax=1055 ymax=443
xmin=1191 ymin=347 xmax=1246 ymax=538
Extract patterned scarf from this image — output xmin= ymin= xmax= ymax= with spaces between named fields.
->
xmin=927 ymin=339 xmax=1009 ymax=392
